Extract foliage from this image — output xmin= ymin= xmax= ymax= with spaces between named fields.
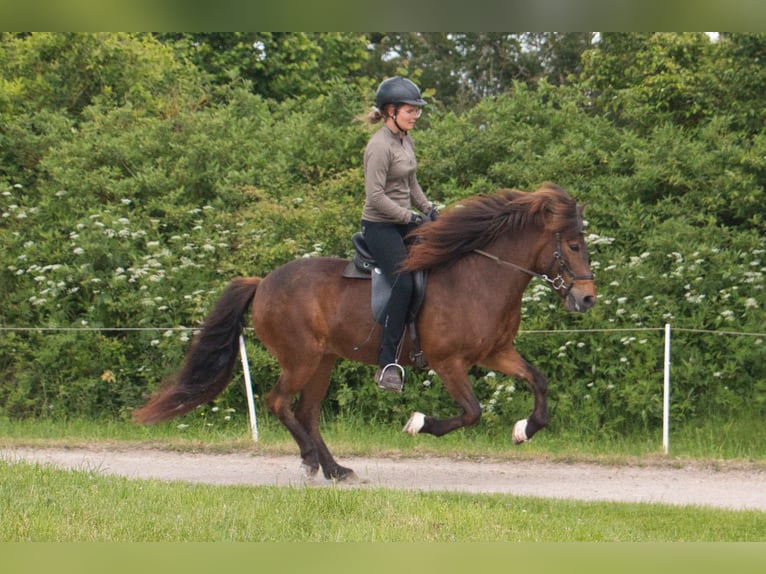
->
xmin=366 ymin=33 xmax=594 ymax=112
xmin=155 ymin=32 xmax=371 ymax=102
xmin=0 ymin=33 xmax=764 ymax=443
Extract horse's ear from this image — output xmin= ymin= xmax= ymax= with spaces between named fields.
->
xmin=576 ymin=202 xmax=588 ymax=231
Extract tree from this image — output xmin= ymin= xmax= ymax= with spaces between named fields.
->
xmin=361 ymin=33 xmax=592 ymax=112
xmin=0 ymin=33 xmax=203 ymax=185
xmin=714 ymin=33 xmax=766 ymax=133
xmin=155 ymin=32 xmax=371 ymax=101
xmin=580 ymin=32 xmax=719 ymax=130
xmin=526 ymin=32 xmax=594 ymax=85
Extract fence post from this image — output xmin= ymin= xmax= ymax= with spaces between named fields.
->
xmin=663 ymin=323 xmax=671 ymax=454
xmin=239 ymin=334 xmax=259 ymax=442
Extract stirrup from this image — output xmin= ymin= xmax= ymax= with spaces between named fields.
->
xmin=377 ymin=363 xmax=405 ymax=392
xmin=381 ymin=362 xmax=405 ymax=379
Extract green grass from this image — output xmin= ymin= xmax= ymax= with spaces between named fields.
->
xmin=2 ymin=457 xmax=765 ymax=542
xmin=1 ymin=414 xmax=765 ymax=542
xmin=1 ymin=413 xmax=765 ymax=466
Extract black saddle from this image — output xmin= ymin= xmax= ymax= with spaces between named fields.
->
xmin=344 ymin=232 xmax=378 ymax=277
xmin=342 ymin=232 xmax=428 ymax=367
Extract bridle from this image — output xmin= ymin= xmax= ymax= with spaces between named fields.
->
xmin=473 ymin=233 xmax=594 ymax=295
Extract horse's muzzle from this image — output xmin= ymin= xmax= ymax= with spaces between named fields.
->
xmin=564 ymin=283 xmax=597 ymax=313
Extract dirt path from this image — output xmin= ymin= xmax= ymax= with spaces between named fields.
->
xmin=3 ymin=446 xmax=765 ymax=512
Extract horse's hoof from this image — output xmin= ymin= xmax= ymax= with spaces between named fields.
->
xmin=402 ymin=411 xmax=426 ymax=435
xmin=512 ymin=419 xmax=528 ymax=444
xmin=327 ymin=467 xmax=366 ymax=484
xmin=301 ymin=462 xmax=320 ymax=479
xmin=334 ymin=470 xmax=362 ymax=484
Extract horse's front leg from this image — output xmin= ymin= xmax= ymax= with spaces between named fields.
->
xmin=481 ymin=348 xmax=549 ymax=444
xmin=403 ymin=361 xmax=482 ymax=437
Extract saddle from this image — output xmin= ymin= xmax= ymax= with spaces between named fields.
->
xmin=342 ymin=232 xmax=428 ymax=368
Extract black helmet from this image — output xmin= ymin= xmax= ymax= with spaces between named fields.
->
xmin=375 ymin=76 xmax=427 ymax=108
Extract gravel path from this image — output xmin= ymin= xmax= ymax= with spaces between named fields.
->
xmin=3 ymin=446 xmax=765 ymax=512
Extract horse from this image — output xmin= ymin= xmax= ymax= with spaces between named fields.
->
xmin=133 ymin=183 xmax=597 ymax=481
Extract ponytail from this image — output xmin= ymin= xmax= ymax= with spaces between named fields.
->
xmin=355 ymin=105 xmax=391 ymax=125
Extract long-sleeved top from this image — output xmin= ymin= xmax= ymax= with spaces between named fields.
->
xmin=361 ymin=125 xmax=431 ymax=224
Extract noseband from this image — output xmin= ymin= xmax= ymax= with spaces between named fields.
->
xmin=474 ymin=233 xmax=594 ymax=295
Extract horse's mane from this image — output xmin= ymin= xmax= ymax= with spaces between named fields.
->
xmin=402 ymin=183 xmax=581 ymax=272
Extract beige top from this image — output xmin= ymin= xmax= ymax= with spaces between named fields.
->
xmin=361 ymin=125 xmax=431 ymax=224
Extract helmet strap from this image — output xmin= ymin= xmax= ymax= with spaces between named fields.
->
xmin=390 ymin=105 xmax=408 ymax=135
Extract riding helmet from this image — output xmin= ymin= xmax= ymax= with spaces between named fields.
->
xmin=375 ymin=77 xmax=427 ymax=108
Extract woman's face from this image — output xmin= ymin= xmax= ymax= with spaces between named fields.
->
xmin=390 ymin=104 xmax=422 ymax=132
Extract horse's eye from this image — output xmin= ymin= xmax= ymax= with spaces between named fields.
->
xmin=569 ymin=243 xmax=580 ymax=252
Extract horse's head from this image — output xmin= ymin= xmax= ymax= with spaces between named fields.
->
xmin=541 ymin=225 xmax=597 ymax=312
xmin=402 ymin=183 xmax=597 ymax=314
xmin=535 ymin=185 xmax=597 ymax=313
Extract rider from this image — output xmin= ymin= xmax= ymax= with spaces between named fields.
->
xmin=358 ymin=77 xmax=438 ymax=392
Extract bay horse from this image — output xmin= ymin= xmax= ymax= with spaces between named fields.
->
xmin=133 ymin=183 xmax=597 ymax=481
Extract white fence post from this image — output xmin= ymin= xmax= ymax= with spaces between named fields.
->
xmin=663 ymin=323 xmax=671 ymax=455
xmin=239 ymin=334 xmax=259 ymax=442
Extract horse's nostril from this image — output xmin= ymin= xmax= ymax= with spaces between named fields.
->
xmin=583 ymin=295 xmax=596 ymax=308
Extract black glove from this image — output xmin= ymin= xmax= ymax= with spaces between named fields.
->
xmin=427 ymin=206 xmax=439 ymax=221
xmin=410 ymin=213 xmax=425 ymax=225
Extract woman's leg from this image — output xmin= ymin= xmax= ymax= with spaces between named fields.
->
xmin=361 ymin=221 xmax=414 ymax=366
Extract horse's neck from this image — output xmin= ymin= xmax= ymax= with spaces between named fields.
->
xmin=490 ymin=233 xmax=542 ymax=271
xmin=445 ymin=236 xmax=538 ymax=306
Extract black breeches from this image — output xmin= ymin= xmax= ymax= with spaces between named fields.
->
xmin=361 ymin=220 xmax=416 ymax=365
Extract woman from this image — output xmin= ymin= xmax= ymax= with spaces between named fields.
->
xmin=359 ymin=76 xmax=437 ymax=392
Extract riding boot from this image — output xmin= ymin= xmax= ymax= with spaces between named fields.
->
xmin=375 ymin=364 xmax=403 ymax=392
xmin=375 ymin=315 xmax=405 ymax=392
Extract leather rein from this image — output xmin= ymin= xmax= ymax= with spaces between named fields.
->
xmin=473 ymin=233 xmax=594 ymax=295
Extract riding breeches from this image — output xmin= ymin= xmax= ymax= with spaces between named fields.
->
xmin=361 ymin=220 xmax=416 ymax=366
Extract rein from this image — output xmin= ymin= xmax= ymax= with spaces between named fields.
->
xmin=473 ymin=233 xmax=594 ymax=294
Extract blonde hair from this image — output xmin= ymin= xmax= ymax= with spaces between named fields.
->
xmin=355 ymin=105 xmax=392 ymax=125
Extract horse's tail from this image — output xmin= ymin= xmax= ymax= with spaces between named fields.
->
xmin=132 ymin=277 xmax=261 ymax=425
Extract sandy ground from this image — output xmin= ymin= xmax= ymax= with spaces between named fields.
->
xmin=2 ymin=446 xmax=765 ymax=512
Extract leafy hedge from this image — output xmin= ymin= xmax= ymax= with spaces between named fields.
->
xmin=1 ymin=34 xmax=764 ymax=438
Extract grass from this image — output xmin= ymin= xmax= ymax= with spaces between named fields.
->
xmin=1 ymin=412 xmax=765 ymax=466
xmin=2 ymin=414 xmax=765 ymax=543
xmin=2 ymin=457 xmax=765 ymax=542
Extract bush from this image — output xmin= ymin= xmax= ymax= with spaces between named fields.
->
xmin=1 ymin=34 xmax=764 ymax=442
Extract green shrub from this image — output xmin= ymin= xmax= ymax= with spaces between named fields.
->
xmin=1 ymin=34 xmax=764 ymax=441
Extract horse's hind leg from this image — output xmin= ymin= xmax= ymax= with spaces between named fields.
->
xmin=264 ymin=362 xmax=325 ymax=479
xmin=294 ymin=355 xmax=356 ymax=482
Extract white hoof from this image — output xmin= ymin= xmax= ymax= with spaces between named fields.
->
xmin=402 ymin=412 xmax=426 ymax=435
xmin=512 ymin=419 xmax=528 ymax=444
